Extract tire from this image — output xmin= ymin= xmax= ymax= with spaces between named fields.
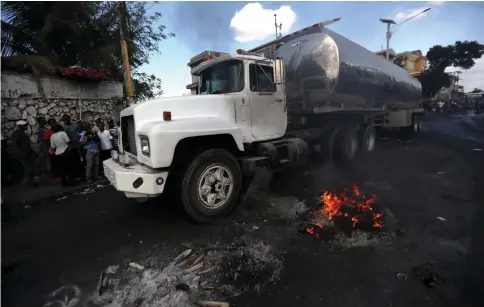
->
xmin=180 ymin=149 xmax=242 ymax=223
xmin=401 ymin=115 xmax=420 ymax=138
xmin=359 ymin=125 xmax=376 ymax=153
xmin=333 ymin=127 xmax=358 ymax=165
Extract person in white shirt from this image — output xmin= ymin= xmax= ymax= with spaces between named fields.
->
xmin=50 ymin=125 xmax=74 ymax=186
xmin=97 ymin=122 xmax=112 ymax=174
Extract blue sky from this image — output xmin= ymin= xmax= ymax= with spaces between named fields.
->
xmin=139 ymin=1 xmax=484 ymax=96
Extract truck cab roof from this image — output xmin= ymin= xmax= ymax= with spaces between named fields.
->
xmin=191 ymin=53 xmax=269 ymax=76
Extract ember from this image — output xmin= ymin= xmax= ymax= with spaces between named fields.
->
xmin=305 ymin=185 xmax=384 ymax=237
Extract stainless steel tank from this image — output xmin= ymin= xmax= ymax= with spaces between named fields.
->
xmin=275 ymin=28 xmax=422 ymax=114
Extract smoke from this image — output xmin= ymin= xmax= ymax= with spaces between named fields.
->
xmin=172 ymin=2 xmax=243 ymax=52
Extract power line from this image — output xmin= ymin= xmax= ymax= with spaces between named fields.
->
xmin=391 ymin=8 xmax=430 ymax=31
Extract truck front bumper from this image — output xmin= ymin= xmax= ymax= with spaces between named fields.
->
xmin=103 ymin=157 xmax=168 ymax=198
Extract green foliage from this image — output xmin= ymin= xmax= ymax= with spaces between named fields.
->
xmin=1 ymin=1 xmax=174 ymax=101
xmin=420 ymin=40 xmax=484 ymax=98
xmin=470 ymin=88 xmax=482 ymax=93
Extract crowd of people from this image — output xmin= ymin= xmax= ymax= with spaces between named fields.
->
xmin=10 ymin=115 xmax=120 ymax=187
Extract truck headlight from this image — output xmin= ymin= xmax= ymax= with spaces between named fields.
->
xmin=140 ymin=135 xmax=150 ymax=156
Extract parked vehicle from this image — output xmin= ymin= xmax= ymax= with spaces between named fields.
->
xmin=104 ymin=18 xmax=424 ymax=222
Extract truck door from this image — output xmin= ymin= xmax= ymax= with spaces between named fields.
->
xmin=248 ymin=63 xmax=286 ymax=139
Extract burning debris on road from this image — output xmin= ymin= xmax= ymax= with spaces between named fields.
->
xmin=305 ymin=185 xmax=385 ymax=238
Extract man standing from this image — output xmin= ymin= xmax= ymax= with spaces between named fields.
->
xmin=97 ymin=122 xmax=112 ymax=174
xmin=80 ymin=122 xmax=100 ymax=183
xmin=11 ymin=120 xmax=37 ymax=187
xmin=62 ymin=114 xmax=83 ymax=180
xmin=107 ymin=120 xmax=120 ymax=151
xmin=36 ymin=117 xmax=51 ymax=174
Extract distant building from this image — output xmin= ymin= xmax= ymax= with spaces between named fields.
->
xmin=394 ymin=50 xmax=427 ymax=78
xmin=185 ymin=51 xmax=227 ymax=95
xmin=375 ymin=49 xmax=427 ymax=78
xmin=375 ymin=48 xmax=397 ymax=61
xmin=435 ymin=74 xmax=464 ymax=101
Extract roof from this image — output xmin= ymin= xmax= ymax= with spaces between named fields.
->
xmin=186 ymin=82 xmax=199 ymax=89
xmin=375 ymin=48 xmax=397 ymax=56
xmin=191 ymin=53 xmax=265 ymax=76
xmin=187 ymin=51 xmax=228 ymax=67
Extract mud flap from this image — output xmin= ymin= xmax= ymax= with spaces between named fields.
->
xmin=237 ymin=167 xmax=272 ymax=207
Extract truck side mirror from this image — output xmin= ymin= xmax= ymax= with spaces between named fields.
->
xmin=273 ymin=58 xmax=286 ymax=84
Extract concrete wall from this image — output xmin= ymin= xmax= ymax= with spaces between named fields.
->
xmin=1 ymin=72 xmax=125 ymax=174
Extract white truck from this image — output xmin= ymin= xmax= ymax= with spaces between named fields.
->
xmin=104 ymin=19 xmax=424 ymax=222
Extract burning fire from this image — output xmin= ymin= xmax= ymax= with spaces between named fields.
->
xmin=305 ymin=185 xmax=384 ymax=237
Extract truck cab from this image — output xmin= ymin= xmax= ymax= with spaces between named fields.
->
xmin=104 ymin=51 xmax=287 ymax=206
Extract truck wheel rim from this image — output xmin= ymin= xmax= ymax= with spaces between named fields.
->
xmin=367 ymin=132 xmax=375 ymax=151
xmin=197 ymin=164 xmax=234 ymax=209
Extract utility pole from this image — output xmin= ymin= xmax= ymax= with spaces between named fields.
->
xmin=379 ymin=8 xmax=430 ymax=61
xmin=118 ymin=1 xmax=134 ymax=107
xmin=274 ymin=14 xmax=282 ymax=39
xmin=379 ymin=18 xmax=396 ymax=61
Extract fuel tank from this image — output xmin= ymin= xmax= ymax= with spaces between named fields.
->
xmin=275 ymin=28 xmax=422 ymax=114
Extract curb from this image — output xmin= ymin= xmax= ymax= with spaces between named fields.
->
xmin=10 ymin=179 xmax=110 ymax=206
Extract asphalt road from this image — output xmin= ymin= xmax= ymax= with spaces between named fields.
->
xmin=2 ymin=112 xmax=484 ymax=307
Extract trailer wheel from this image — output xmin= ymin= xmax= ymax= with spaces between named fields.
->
xmin=181 ymin=149 xmax=242 ymax=223
xmin=334 ymin=128 xmax=358 ymax=165
xmin=401 ymin=115 xmax=420 ymax=138
xmin=359 ymin=125 xmax=376 ymax=153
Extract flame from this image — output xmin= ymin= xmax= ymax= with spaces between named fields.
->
xmin=305 ymin=223 xmax=323 ymax=238
xmin=306 ymin=185 xmax=384 ymax=237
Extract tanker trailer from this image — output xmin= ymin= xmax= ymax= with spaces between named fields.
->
xmin=104 ymin=18 xmax=424 ymax=222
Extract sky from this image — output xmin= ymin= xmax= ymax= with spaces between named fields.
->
xmin=138 ymin=0 xmax=484 ymax=97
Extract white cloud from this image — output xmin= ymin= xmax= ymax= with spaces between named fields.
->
xmin=230 ymin=3 xmax=296 ymax=43
xmin=394 ymin=1 xmax=444 ymax=23
xmin=446 ymin=57 xmax=484 ymax=92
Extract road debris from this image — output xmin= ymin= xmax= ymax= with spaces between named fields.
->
xmin=396 ymin=273 xmax=407 ymax=281
xmin=129 ymin=262 xmax=145 ymax=271
xmin=198 ymin=266 xmax=217 ymax=275
xmin=56 ymin=196 xmax=68 ymax=201
xmin=436 ymin=216 xmax=446 ymax=221
xmin=172 ymin=249 xmax=192 ymax=264
xmin=196 ymin=300 xmax=229 ymax=307
xmin=190 ymin=254 xmax=206 ymax=266
xmin=97 ymin=265 xmax=119 ymax=295
xmin=175 ymin=283 xmax=190 ymax=292
xmin=184 ymin=262 xmax=204 ymax=274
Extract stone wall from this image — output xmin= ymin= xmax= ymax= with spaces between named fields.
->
xmin=1 ymin=72 xmax=125 ymax=174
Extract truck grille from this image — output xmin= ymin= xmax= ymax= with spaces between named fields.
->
xmin=121 ymin=115 xmax=137 ymax=155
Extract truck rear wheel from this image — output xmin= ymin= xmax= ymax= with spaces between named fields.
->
xmin=359 ymin=125 xmax=376 ymax=153
xmin=181 ymin=149 xmax=242 ymax=223
xmin=333 ymin=128 xmax=358 ymax=165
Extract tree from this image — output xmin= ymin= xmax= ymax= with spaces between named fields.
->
xmin=1 ymin=1 xmax=174 ymax=101
xmin=470 ymin=88 xmax=482 ymax=93
xmin=420 ymin=40 xmax=484 ymax=98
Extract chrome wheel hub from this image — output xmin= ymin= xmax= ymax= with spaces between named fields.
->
xmin=197 ymin=164 xmax=234 ymax=209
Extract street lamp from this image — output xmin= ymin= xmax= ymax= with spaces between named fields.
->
xmin=379 ymin=18 xmax=396 ymax=61
xmin=380 ymin=8 xmax=431 ymax=62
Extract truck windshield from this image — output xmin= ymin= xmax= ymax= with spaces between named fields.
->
xmin=199 ymin=60 xmax=244 ymax=95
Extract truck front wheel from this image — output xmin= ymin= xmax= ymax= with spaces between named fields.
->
xmin=181 ymin=149 xmax=242 ymax=223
